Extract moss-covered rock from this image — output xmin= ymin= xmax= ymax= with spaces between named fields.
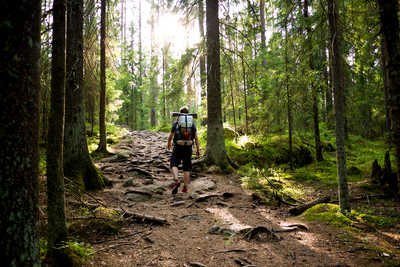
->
xmin=301 ymin=203 xmax=356 ymax=230
xmin=224 ymin=126 xmax=239 ymax=139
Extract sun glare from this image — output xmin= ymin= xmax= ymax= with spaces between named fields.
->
xmin=157 ymin=12 xmax=199 ymax=55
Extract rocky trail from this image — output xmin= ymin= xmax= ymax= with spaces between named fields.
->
xmin=76 ymin=130 xmax=397 ymax=267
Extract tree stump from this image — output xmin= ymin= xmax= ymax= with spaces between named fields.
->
xmin=371 ymin=159 xmax=383 ymax=185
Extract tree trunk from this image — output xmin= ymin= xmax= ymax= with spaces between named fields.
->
xmin=0 ymin=1 xmax=41 ymax=265
xmin=380 ymin=35 xmax=392 ymax=134
xmin=377 ymin=0 xmax=400 ymax=194
xmin=260 ymin=0 xmax=267 ymax=67
xmin=199 ymin=0 xmax=207 ymax=101
xmin=138 ymin=0 xmax=144 ymax=130
xmin=328 ymin=0 xmax=350 ymax=213
xmin=304 ymin=0 xmax=323 ymax=161
xmin=284 ymin=18 xmax=293 ymax=170
xmin=150 ymin=0 xmax=158 ymax=128
xmin=65 ymin=0 xmax=105 ymax=190
xmin=97 ymin=0 xmax=108 ymax=152
xmin=47 ymin=0 xmax=68 ymax=261
xmin=205 ymin=0 xmax=230 ymax=169
xmin=241 ymin=51 xmax=249 ymax=135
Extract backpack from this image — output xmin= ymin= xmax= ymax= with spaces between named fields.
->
xmin=174 ymin=115 xmax=194 ymax=146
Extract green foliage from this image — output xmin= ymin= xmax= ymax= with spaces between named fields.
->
xmin=59 ymin=241 xmax=94 ymax=260
xmin=153 ymin=124 xmax=171 ymax=133
xmin=240 ymin=167 xmax=304 ymax=203
xmin=40 ymin=238 xmax=47 ymax=261
xmin=226 ymin=134 xmax=313 ymax=168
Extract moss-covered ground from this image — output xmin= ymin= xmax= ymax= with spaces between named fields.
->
xmin=225 ymin=125 xmax=400 ymax=260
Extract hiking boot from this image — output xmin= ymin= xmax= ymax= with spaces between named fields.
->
xmin=172 ymin=180 xmax=180 ymax=195
xmin=182 ymin=186 xmax=188 ymax=193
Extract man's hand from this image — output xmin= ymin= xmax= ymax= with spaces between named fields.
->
xmin=167 ymin=143 xmax=172 ymax=151
xmin=196 ymin=149 xmax=200 ymax=158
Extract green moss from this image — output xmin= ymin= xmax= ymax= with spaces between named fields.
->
xmin=301 ymin=203 xmax=400 ymax=231
xmin=301 ymin=204 xmax=357 ymax=230
xmin=355 ymin=212 xmax=400 ymax=228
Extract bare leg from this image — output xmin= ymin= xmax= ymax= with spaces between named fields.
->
xmin=171 ymin=166 xmax=179 ymax=181
xmin=183 ymin=171 xmax=190 ymax=190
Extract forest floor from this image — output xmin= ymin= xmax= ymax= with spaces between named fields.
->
xmin=62 ymin=130 xmax=400 ymax=267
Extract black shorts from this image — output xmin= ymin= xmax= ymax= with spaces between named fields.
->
xmin=170 ymin=145 xmax=192 ymax=171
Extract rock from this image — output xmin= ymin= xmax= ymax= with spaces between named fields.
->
xmin=190 ymin=193 xmax=199 ymax=199
xmin=171 ymin=201 xmax=185 ymax=207
xmin=136 ymin=185 xmax=165 ymax=195
xmin=102 ymin=166 xmax=114 ymax=172
xmin=224 ymin=126 xmax=238 ymax=139
xmin=190 ymin=178 xmax=216 ymax=193
xmin=122 ymin=179 xmax=138 ymax=188
xmin=100 ymin=155 xmax=118 ymax=162
xmin=143 ymin=178 xmax=153 ymax=185
xmin=117 ymin=150 xmax=130 ymax=159
xmin=206 ymin=165 xmax=219 ymax=174
xmin=125 ymin=190 xmax=152 ymax=202
xmin=180 ymin=214 xmax=203 ymax=220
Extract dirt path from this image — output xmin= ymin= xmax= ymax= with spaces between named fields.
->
xmin=82 ymin=130 xmax=397 ymax=267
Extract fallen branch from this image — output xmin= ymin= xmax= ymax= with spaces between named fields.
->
xmin=122 ymin=211 xmax=168 ymax=225
xmin=215 ymin=249 xmax=247 ymax=254
xmin=275 ymin=223 xmax=309 ymax=233
xmin=261 ymin=173 xmax=303 ymax=204
xmin=187 ymin=262 xmax=207 ymax=267
xmin=289 ymin=196 xmax=330 ymax=216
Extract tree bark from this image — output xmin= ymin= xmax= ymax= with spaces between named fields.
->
xmin=97 ymin=0 xmax=108 ymax=152
xmin=380 ymin=34 xmax=392 ymax=134
xmin=65 ymin=0 xmax=105 ymax=190
xmin=377 ymin=0 xmax=400 ymax=193
xmin=0 ymin=1 xmax=41 ymax=265
xmin=241 ymin=50 xmax=249 ymax=135
xmin=304 ymin=0 xmax=323 ymax=162
xmin=199 ymin=0 xmax=207 ymax=101
xmin=328 ymin=0 xmax=350 ymax=212
xmin=47 ymin=0 xmax=68 ymax=261
xmin=284 ymin=18 xmax=293 ymax=170
xmin=260 ymin=0 xmax=267 ymax=67
xmin=138 ymin=0 xmax=144 ymax=130
xmin=205 ymin=0 xmax=230 ymax=169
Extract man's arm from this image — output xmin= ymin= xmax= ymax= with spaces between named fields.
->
xmin=194 ymin=133 xmax=200 ymax=158
xmin=167 ymin=132 xmax=174 ymax=150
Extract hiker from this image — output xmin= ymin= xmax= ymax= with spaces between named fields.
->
xmin=167 ymin=106 xmax=200 ymax=194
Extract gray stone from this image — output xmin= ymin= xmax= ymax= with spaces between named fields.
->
xmin=136 ymin=185 xmax=165 ymax=195
xmin=122 ymin=179 xmax=138 ymax=187
xmin=125 ymin=191 xmax=152 ymax=202
xmin=143 ymin=178 xmax=153 ymax=185
xmin=171 ymin=201 xmax=185 ymax=207
xmin=190 ymin=178 xmax=216 ymax=193
xmin=102 ymin=166 xmax=114 ymax=172
xmin=118 ymin=150 xmax=130 ymax=159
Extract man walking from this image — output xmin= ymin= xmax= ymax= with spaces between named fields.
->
xmin=167 ymin=107 xmax=200 ymax=194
